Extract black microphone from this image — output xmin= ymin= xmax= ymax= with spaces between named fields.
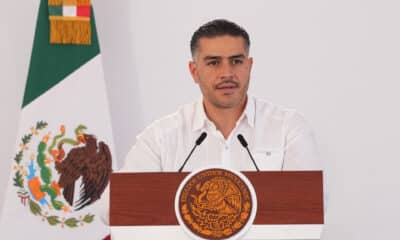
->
xmin=178 ymin=132 xmax=207 ymax=172
xmin=237 ymin=134 xmax=260 ymax=171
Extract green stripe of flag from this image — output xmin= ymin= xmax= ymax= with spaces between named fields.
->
xmin=23 ymin=0 xmax=100 ymax=108
xmin=48 ymin=6 xmax=62 ymax=16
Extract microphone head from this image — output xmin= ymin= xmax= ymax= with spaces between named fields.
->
xmin=237 ymin=134 xmax=248 ymax=147
xmin=195 ymin=132 xmax=207 ymax=145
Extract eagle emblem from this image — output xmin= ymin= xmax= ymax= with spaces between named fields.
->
xmin=175 ymin=168 xmax=257 ymax=240
xmin=12 ymin=121 xmax=112 ymax=228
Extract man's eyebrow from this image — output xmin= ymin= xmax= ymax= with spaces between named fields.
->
xmin=203 ymin=56 xmax=222 ymax=61
xmin=203 ymin=54 xmax=246 ymax=61
xmin=229 ymin=54 xmax=246 ymax=59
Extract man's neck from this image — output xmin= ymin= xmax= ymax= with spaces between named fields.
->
xmin=203 ymin=96 xmax=247 ymax=139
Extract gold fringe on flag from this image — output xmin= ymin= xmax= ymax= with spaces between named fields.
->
xmin=63 ymin=0 xmax=77 ymax=5
xmin=49 ymin=17 xmax=91 ymax=45
xmin=48 ymin=0 xmax=63 ymax=6
xmin=77 ymin=0 xmax=91 ymax=6
xmin=49 ymin=0 xmax=91 ymax=6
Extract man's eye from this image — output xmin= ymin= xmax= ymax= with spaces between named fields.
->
xmin=232 ymin=59 xmax=243 ymax=65
xmin=207 ymin=61 xmax=219 ymax=66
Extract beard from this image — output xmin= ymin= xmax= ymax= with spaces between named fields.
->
xmin=199 ymin=78 xmax=250 ymax=109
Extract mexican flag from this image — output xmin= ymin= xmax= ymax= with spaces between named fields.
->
xmin=0 ymin=0 xmax=114 ymax=239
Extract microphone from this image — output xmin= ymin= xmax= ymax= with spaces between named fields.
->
xmin=178 ymin=132 xmax=207 ymax=172
xmin=237 ymin=134 xmax=260 ymax=171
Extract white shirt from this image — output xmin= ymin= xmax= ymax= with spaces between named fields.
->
xmin=99 ymin=96 xmax=324 ymax=225
xmin=121 ymin=96 xmax=321 ymax=172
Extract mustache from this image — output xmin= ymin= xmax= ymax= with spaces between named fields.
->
xmin=215 ymin=80 xmax=239 ymax=89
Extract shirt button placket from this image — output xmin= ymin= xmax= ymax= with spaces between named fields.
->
xmin=222 ymin=142 xmax=231 ymax=168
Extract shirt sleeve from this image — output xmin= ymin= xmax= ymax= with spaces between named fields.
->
xmin=120 ymin=123 xmax=163 ymax=172
xmin=282 ymin=111 xmax=322 ymax=170
xmin=282 ymin=111 xmax=329 ymax=213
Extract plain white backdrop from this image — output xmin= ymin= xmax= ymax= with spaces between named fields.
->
xmin=1 ymin=0 xmax=400 ymax=239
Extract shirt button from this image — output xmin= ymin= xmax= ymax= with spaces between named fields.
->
xmin=225 ymin=145 xmax=229 ymax=150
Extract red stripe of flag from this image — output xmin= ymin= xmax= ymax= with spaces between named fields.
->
xmin=77 ymin=6 xmax=91 ymax=17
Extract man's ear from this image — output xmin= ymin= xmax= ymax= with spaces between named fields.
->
xmin=189 ymin=61 xmax=199 ymax=83
xmin=248 ymin=57 xmax=253 ymax=70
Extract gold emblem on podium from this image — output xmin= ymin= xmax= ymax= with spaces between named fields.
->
xmin=175 ymin=167 xmax=257 ymax=240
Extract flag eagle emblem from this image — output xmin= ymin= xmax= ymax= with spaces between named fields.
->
xmin=12 ymin=121 xmax=112 ymax=227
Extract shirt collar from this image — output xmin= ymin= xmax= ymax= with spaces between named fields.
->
xmin=244 ymin=95 xmax=255 ymax=128
xmin=192 ymin=95 xmax=255 ymax=132
xmin=192 ymin=97 xmax=208 ymax=132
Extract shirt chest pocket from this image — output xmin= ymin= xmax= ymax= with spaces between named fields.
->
xmin=253 ymin=148 xmax=284 ymax=170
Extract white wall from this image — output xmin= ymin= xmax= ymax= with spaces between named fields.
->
xmin=0 ymin=0 xmax=38 ymax=226
xmin=1 ymin=0 xmax=400 ymax=239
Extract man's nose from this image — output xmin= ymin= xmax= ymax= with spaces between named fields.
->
xmin=218 ymin=61 xmax=234 ymax=79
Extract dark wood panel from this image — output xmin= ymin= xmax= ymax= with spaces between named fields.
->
xmin=110 ymin=171 xmax=323 ymax=226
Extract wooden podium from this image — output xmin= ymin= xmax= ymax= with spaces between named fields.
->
xmin=110 ymin=171 xmax=324 ymax=239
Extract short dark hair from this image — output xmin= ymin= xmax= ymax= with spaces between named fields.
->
xmin=190 ymin=19 xmax=250 ymax=57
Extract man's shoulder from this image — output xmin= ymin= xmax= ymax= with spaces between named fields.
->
xmin=140 ymin=101 xmax=198 ymax=135
xmin=251 ymin=96 xmax=312 ymax=134
xmin=252 ymin=96 xmax=301 ymax=121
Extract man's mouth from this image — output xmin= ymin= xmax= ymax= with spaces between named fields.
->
xmin=215 ymin=81 xmax=239 ymax=95
xmin=215 ymin=81 xmax=239 ymax=90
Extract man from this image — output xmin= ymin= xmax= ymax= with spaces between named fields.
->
xmin=100 ymin=19 xmax=323 ymax=226
xmin=120 ymin=19 xmax=321 ymax=172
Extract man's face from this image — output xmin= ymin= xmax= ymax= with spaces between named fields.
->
xmin=189 ymin=35 xmax=253 ymax=109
